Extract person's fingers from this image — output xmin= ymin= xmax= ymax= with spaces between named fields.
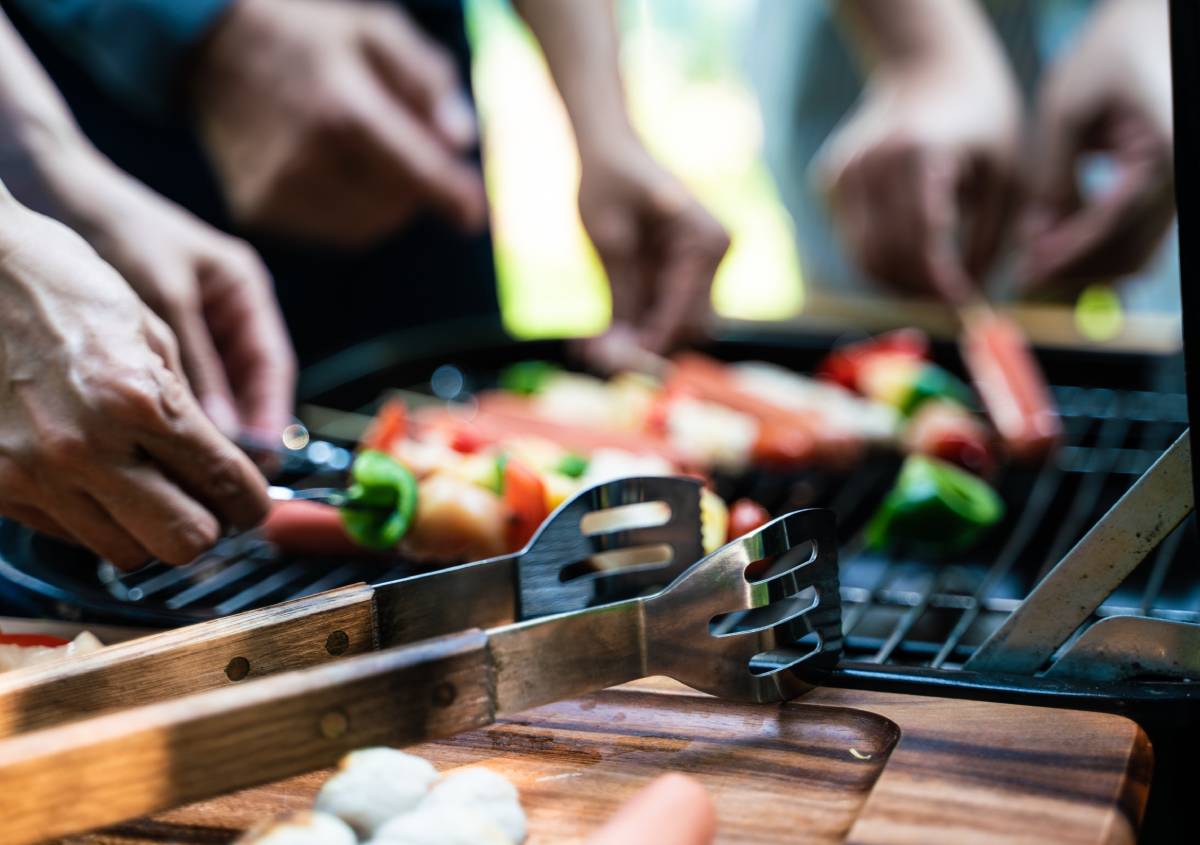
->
xmin=963 ymin=157 xmax=1020 ymax=281
xmin=59 ymin=492 xmax=153 ymax=571
xmin=1021 ymin=158 xmax=1174 ymax=292
xmin=199 ymin=244 xmax=297 ymax=438
xmin=133 ymin=366 xmax=270 ymax=531
xmin=353 ymin=74 xmax=487 ymax=231
xmin=169 ymin=294 xmax=241 ymax=436
xmin=637 ymin=214 xmax=728 ymax=353
xmin=360 ymin=5 xmax=477 ymax=149
xmin=0 ymin=501 xmax=77 ymax=545
xmin=86 ymin=464 xmax=221 ymax=566
xmin=586 ymin=774 xmax=716 ymax=845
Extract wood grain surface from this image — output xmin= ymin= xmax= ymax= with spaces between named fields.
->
xmin=57 ymin=679 xmax=1151 ymax=845
xmin=1 ymin=630 xmax=493 ymax=845
xmin=0 ymin=585 xmax=377 ymax=738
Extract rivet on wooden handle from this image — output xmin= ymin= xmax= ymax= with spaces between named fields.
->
xmin=0 ymin=583 xmax=378 ymax=739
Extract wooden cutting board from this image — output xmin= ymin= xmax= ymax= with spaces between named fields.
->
xmin=59 ymin=678 xmax=1150 ymax=845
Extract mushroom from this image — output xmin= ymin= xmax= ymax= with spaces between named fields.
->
xmin=314 ymin=748 xmax=438 ymax=838
xmin=368 ymin=804 xmax=513 ymax=845
xmin=420 ymin=766 xmax=526 ymax=844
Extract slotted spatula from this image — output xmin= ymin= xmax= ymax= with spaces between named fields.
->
xmin=0 ymin=509 xmax=841 ymax=843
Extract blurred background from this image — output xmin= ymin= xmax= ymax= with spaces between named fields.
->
xmin=468 ymin=0 xmax=1180 ymax=351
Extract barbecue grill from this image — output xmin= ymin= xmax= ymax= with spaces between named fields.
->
xmin=0 ymin=321 xmax=1197 ymax=839
xmin=1 ymin=2 xmax=1198 ymax=839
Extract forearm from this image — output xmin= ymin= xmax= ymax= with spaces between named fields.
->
xmin=512 ymin=0 xmax=636 ymax=158
xmin=835 ymin=0 xmax=1006 ymax=78
xmin=0 ymin=12 xmax=89 ymax=171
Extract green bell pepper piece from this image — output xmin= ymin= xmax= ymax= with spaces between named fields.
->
xmin=900 ymin=364 xmax=973 ymax=416
xmin=556 ymin=453 xmax=589 ymax=479
xmin=340 ymin=450 xmax=419 ymax=550
xmin=867 ymin=455 xmax=1004 ymax=554
xmin=499 ymin=360 xmax=561 ymax=395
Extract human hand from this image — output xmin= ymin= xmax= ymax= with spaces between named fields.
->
xmin=189 ymin=0 xmax=487 ymax=247
xmin=578 ymin=142 xmax=729 ymax=365
xmin=42 ymin=150 xmax=296 ymax=439
xmin=815 ymin=50 xmax=1022 ymax=302
xmin=0 ymin=196 xmax=269 ymax=567
xmin=1019 ymin=0 xmax=1173 ymax=294
xmin=585 ymin=773 xmax=716 ymax=845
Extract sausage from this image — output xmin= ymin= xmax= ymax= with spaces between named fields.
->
xmin=959 ymin=309 xmax=1061 ymax=461
xmin=670 ymin=354 xmax=861 ymax=467
xmin=418 ymin=400 xmax=690 ymax=466
xmin=260 ymin=500 xmax=379 ymax=558
xmin=584 ymin=773 xmax=716 ymax=845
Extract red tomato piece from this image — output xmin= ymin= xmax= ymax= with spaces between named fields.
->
xmin=729 ymin=499 xmax=771 ymax=540
xmin=449 ymin=426 xmax=488 ymax=454
xmin=503 ymin=458 xmax=549 ymax=552
xmin=818 ymin=329 xmax=931 ymax=391
xmin=0 ymin=633 xmax=71 ymax=648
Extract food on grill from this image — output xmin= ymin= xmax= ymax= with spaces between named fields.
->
xmin=314 ymin=749 xmax=439 ymax=838
xmin=237 ymin=812 xmax=357 ymax=845
xmin=866 ymin=455 xmax=1005 ymax=553
xmin=339 ymin=450 xmax=419 ymax=550
xmin=728 ymin=498 xmax=771 ymax=540
xmin=400 ymin=472 xmax=510 ymax=563
xmin=904 ymin=400 xmax=995 ymax=477
xmin=960 ymin=308 xmax=1062 ymax=461
xmin=265 ymin=399 xmax=753 ymax=562
xmin=487 ymin=354 xmax=896 ymax=472
xmin=0 ymin=630 xmax=103 ymax=672
xmin=306 ymin=749 xmax=524 ymax=844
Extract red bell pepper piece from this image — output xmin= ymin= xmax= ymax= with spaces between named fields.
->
xmin=728 ymin=499 xmax=771 ymax=540
xmin=819 ymin=329 xmax=931 ymax=391
xmin=503 ymin=458 xmax=549 ymax=552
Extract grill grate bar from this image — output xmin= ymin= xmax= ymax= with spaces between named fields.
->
xmin=928 ymin=460 xmax=1064 ymax=667
xmin=1033 ymin=416 xmax=1132 ymax=583
xmin=214 ymin=562 xmax=315 ymax=615
xmin=165 ymin=558 xmax=263 ymax=610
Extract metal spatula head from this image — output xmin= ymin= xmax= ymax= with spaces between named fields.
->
xmin=644 ymin=509 xmax=842 ymax=703
xmin=516 ymin=475 xmax=704 ymax=617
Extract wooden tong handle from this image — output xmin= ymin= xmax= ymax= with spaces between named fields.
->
xmin=0 ymin=629 xmax=493 ymax=845
xmin=0 ymin=583 xmax=377 ymax=739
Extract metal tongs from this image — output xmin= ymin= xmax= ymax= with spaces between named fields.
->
xmin=968 ymin=430 xmax=1194 ymax=680
xmin=0 ymin=481 xmax=842 ymax=843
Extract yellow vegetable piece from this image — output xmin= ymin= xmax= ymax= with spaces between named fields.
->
xmin=700 ymin=487 xmax=729 ymax=554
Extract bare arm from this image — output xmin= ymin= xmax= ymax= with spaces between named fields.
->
xmin=835 ymin=0 xmax=1005 ymax=77
xmin=815 ymin=0 xmax=1021 ymax=301
xmin=512 ymin=0 xmax=730 ymax=360
xmin=0 ymin=9 xmax=295 ymax=438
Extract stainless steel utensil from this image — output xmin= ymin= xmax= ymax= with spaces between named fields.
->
xmin=0 ymin=509 xmax=841 ymax=843
xmin=967 ymin=430 xmax=1193 ymax=675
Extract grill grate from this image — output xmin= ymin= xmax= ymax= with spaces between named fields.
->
xmin=86 ymin=384 xmax=1194 ymax=680
xmin=832 ymin=386 xmax=1193 ymax=669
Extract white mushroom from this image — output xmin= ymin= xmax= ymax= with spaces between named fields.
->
xmin=314 ymin=748 xmax=438 ymax=838
xmin=369 ymin=804 xmax=513 ymax=845
xmin=421 ymin=767 xmax=526 ymax=844
xmin=236 ymin=811 xmax=356 ymax=845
